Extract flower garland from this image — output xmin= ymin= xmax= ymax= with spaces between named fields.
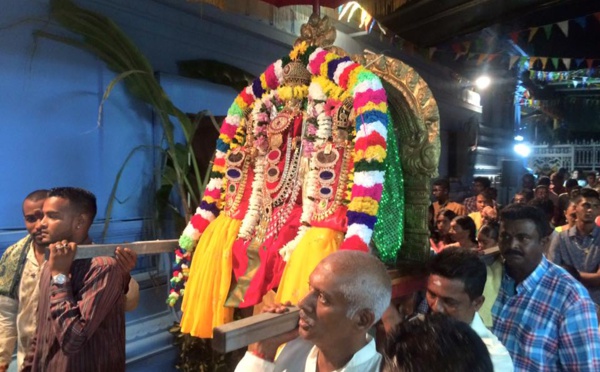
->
xmin=278 ymin=79 xmax=333 ymax=261
xmin=304 ymin=47 xmax=388 ymax=252
xmin=168 ymin=41 xmax=387 ymax=305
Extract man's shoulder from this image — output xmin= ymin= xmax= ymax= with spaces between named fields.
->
xmin=1 ymin=235 xmax=31 ymax=258
xmin=539 ymin=264 xmax=593 ymax=304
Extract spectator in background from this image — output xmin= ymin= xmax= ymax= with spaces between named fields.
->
xmin=478 ymin=223 xmax=499 ymax=252
xmin=478 ymin=223 xmax=503 ymax=328
xmin=558 ymin=179 xmax=581 ymax=224
xmin=548 ymin=189 xmax=600 ymax=306
xmin=556 ymin=200 xmax=577 ymax=233
xmin=469 ymin=190 xmax=495 ymax=231
xmin=430 ymin=179 xmax=466 ymax=234
xmin=572 ymin=169 xmax=586 ymax=187
xmin=464 ymin=177 xmax=492 ymax=214
xmin=585 ymin=171 xmax=598 ymax=190
xmin=521 ymin=173 xmax=536 ymax=191
xmin=430 ymin=209 xmax=458 ymax=253
xmin=529 ymin=197 xmax=557 ymax=255
xmin=431 ymin=179 xmax=466 ymax=220
xmin=446 ymin=216 xmax=479 ymax=251
xmin=513 ymin=189 xmax=534 ymax=205
xmin=550 ymin=172 xmax=565 ymax=196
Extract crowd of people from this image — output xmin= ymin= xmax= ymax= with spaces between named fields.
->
xmin=2 ymin=170 xmax=600 ymax=372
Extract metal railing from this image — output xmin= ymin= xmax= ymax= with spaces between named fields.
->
xmin=529 ymin=140 xmax=600 ymax=172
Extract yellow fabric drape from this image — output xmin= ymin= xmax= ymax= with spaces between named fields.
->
xmin=275 ymin=227 xmax=344 ymax=305
xmin=180 ymin=214 xmax=242 ymax=338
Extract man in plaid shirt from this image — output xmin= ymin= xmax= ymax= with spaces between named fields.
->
xmin=493 ymin=204 xmax=600 ymax=371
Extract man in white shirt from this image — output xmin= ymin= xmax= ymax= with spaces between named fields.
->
xmin=425 ymin=247 xmax=514 ymax=372
xmin=235 ymin=250 xmax=392 ymax=372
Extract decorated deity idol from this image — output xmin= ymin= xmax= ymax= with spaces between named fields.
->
xmin=225 ymin=60 xmax=311 ymax=309
xmin=170 ymin=39 xmax=389 ymax=338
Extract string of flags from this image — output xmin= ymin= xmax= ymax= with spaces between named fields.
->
xmin=336 ymin=5 xmax=600 ymax=73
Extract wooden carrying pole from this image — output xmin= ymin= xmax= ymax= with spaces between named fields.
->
xmin=212 ymin=307 xmax=300 ymax=353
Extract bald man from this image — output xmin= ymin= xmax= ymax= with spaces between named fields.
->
xmin=235 ymin=251 xmax=392 ymax=372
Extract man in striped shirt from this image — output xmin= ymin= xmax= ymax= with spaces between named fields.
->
xmin=22 ymin=187 xmax=127 ymax=372
xmin=493 ymin=204 xmax=600 ymax=371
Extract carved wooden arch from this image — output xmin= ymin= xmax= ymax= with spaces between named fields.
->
xmin=355 ymin=53 xmax=441 ymax=261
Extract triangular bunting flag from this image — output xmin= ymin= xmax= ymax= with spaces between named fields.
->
xmin=551 ymin=58 xmax=559 ymax=70
xmin=509 ymin=32 xmax=519 ymax=44
xmin=428 ymin=47 xmax=437 ymax=59
xmin=557 ymin=21 xmax=569 ymax=37
xmin=528 ymin=27 xmax=539 ymax=42
xmin=543 ymin=24 xmax=553 ymax=39
xmin=530 ymin=57 xmax=539 ymax=68
xmin=562 ymin=58 xmax=571 ymax=70
xmin=576 ymin=58 xmax=585 ymax=67
xmin=509 ymin=55 xmax=520 ymax=69
xmin=487 ymin=54 xmax=499 ymax=62
xmin=477 ymin=54 xmax=487 ymax=65
xmin=574 ymin=17 xmax=587 ymax=29
xmin=587 ymin=59 xmax=594 ymax=69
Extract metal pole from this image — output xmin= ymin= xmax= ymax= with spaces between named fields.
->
xmin=313 ymin=0 xmax=320 ymax=16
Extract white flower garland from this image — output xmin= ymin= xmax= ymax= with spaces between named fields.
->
xmin=279 ymin=79 xmax=333 ymax=261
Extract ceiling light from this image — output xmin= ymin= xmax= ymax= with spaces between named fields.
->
xmin=475 ymin=76 xmax=491 ymax=90
xmin=514 ymin=143 xmax=531 ymax=158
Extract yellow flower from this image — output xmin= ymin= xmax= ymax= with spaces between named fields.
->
xmin=320 ymin=53 xmax=337 ymax=78
xmin=234 ymin=96 xmax=249 ymax=110
xmin=348 ymin=197 xmax=379 ymax=216
xmin=347 ymin=67 xmax=363 ymax=91
xmin=290 ymin=41 xmax=308 ymax=61
xmin=259 ymin=74 xmax=269 ymax=90
xmin=356 ymin=102 xmax=387 ymax=115
xmin=355 ymin=146 xmax=387 ymax=162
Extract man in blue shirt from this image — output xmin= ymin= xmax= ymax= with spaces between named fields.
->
xmin=493 ymin=204 xmax=600 ymax=371
xmin=548 ymin=188 xmax=600 ymax=305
